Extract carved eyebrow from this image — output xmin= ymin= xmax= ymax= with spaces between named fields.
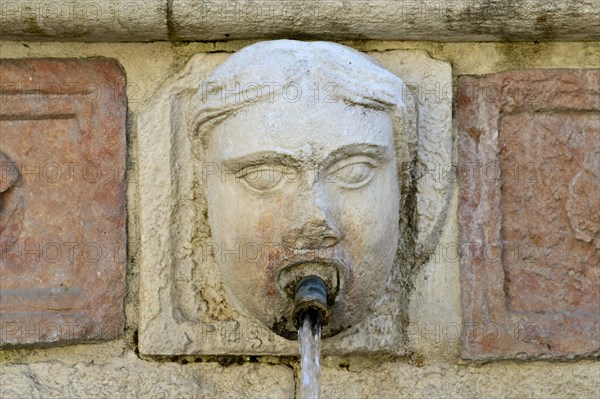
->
xmin=322 ymin=144 xmax=388 ymax=169
xmin=221 ymin=151 xmax=301 ymax=173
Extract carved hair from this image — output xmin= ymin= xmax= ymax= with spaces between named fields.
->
xmin=189 ymin=40 xmax=418 ymax=224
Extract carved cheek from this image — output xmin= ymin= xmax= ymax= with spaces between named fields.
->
xmin=254 ymin=209 xmax=278 ymax=243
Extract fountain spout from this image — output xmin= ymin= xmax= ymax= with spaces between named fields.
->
xmin=293 ymin=275 xmax=330 ymax=329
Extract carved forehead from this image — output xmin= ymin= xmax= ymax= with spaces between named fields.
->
xmin=190 ymin=40 xmax=411 ymax=135
xmin=189 ymin=40 xmax=418 ymax=188
xmin=207 ymin=99 xmax=395 ymax=162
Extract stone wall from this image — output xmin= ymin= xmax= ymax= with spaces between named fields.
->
xmin=1 ymin=39 xmax=599 ymax=398
xmin=1 ymin=1 xmax=599 ymax=41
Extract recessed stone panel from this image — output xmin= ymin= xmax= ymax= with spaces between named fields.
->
xmin=0 ymin=58 xmax=127 ymax=348
xmin=458 ymin=69 xmax=600 ymax=359
xmin=138 ymin=47 xmax=453 ymax=356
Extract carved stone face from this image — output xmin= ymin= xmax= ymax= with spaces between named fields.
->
xmin=204 ymin=96 xmax=400 ymax=337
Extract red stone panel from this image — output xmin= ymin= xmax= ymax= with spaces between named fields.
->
xmin=0 ymin=58 xmax=127 ymax=348
xmin=458 ymin=69 xmax=600 ymax=359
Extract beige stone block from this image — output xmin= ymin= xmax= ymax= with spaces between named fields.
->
xmin=171 ymin=0 xmax=600 ymax=41
xmin=316 ymin=360 xmax=600 ymax=399
xmin=0 ymin=1 xmax=599 ymax=42
xmin=0 ymin=1 xmax=168 ymax=41
xmin=0 ymin=352 xmax=294 ymax=398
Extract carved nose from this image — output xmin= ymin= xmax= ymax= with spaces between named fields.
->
xmin=283 ymin=219 xmax=341 ymax=250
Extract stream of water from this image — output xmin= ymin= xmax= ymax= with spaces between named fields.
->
xmin=298 ymin=311 xmax=322 ymax=399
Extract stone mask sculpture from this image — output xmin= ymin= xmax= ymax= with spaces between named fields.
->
xmin=189 ymin=40 xmax=417 ymax=339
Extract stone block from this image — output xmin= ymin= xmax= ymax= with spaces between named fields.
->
xmin=317 ymin=360 xmax=599 ymax=398
xmin=0 ymin=0 xmax=598 ymax=42
xmin=0 ymin=58 xmax=127 ymax=348
xmin=171 ymin=0 xmax=600 ymax=42
xmin=458 ymin=69 xmax=600 ymax=359
xmin=137 ymin=47 xmax=452 ymax=356
xmin=0 ymin=1 xmax=168 ymax=41
xmin=0 ymin=352 xmax=294 ymax=398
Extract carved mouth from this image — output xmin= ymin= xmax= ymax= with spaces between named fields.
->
xmin=275 ymin=260 xmax=343 ymax=306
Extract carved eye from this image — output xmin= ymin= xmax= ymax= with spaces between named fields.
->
xmin=327 ymin=157 xmax=379 ymax=188
xmin=237 ymin=165 xmax=288 ymax=192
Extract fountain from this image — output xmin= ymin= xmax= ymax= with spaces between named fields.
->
xmin=190 ymin=40 xmax=410 ymax=343
xmin=186 ymin=40 xmax=416 ymax=394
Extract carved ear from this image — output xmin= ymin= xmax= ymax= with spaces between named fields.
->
xmin=413 ymin=98 xmax=454 ymax=262
xmin=394 ymin=84 xmax=453 ymax=263
xmin=368 ymin=50 xmax=453 ymax=264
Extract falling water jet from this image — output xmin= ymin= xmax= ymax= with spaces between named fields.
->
xmin=294 ymin=276 xmax=329 ymax=399
xmin=298 ymin=309 xmax=322 ymax=399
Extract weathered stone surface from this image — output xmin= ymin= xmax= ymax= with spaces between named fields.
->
xmin=0 ymin=58 xmax=127 ymax=348
xmin=0 ymin=1 xmax=598 ymax=42
xmin=172 ymin=0 xmax=600 ymax=42
xmin=317 ymin=359 xmax=600 ymax=399
xmin=138 ymin=45 xmax=452 ymax=356
xmin=0 ymin=1 xmax=168 ymax=41
xmin=458 ymin=69 xmax=600 ymax=359
xmin=0 ymin=40 xmax=598 ymax=399
xmin=1 ymin=351 xmax=597 ymax=399
xmin=0 ymin=352 xmax=294 ymax=398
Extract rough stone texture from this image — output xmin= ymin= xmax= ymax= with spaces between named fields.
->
xmin=458 ymin=69 xmax=600 ymax=359
xmin=2 ymin=354 xmax=597 ymax=399
xmin=370 ymin=50 xmax=454 ymax=258
xmin=317 ymin=359 xmax=600 ymax=399
xmin=0 ymin=352 xmax=294 ymax=398
xmin=406 ymin=190 xmax=462 ymax=361
xmin=0 ymin=0 xmax=168 ymax=41
xmin=0 ymin=41 xmax=598 ymax=399
xmin=3 ymin=1 xmax=597 ymax=42
xmin=172 ymin=0 xmax=600 ymax=42
xmin=137 ymin=47 xmax=452 ymax=356
xmin=0 ymin=58 xmax=127 ymax=348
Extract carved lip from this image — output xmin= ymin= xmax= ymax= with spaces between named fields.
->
xmin=275 ymin=259 xmax=344 ymax=306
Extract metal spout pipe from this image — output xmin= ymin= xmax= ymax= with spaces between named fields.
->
xmin=293 ymin=275 xmax=330 ymax=329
